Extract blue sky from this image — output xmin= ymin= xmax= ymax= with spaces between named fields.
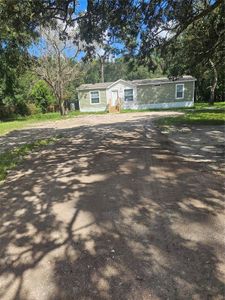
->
xmin=77 ymin=0 xmax=87 ymax=12
xmin=29 ymin=0 xmax=88 ymax=59
xmin=29 ymin=0 xmax=125 ymax=61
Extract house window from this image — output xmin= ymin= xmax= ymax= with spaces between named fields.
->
xmin=90 ymin=91 xmax=100 ymax=104
xmin=124 ymin=89 xmax=134 ymax=101
xmin=176 ymin=84 xmax=184 ymax=99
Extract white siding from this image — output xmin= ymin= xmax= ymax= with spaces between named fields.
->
xmin=122 ymin=101 xmax=194 ymax=110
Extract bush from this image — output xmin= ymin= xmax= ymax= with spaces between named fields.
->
xmin=30 ymin=80 xmax=56 ymax=113
xmin=14 ymin=102 xmax=30 ymax=116
xmin=0 ymin=105 xmax=14 ymax=119
xmin=26 ymin=103 xmax=42 ymax=115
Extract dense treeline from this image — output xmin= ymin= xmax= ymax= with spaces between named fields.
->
xmin=0 ymin=58 xmax=163 ymax=118
xmin=0 ymin=54 xmax=224 ymax=119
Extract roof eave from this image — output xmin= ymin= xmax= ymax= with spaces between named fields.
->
xmin=107 ymin=79 xmax=136 ymax=89
xmin=135 ymin=79 xmax=197 ymax=86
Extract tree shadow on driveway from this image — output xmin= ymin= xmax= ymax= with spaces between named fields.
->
xmin=0 ymin=118 xmax=225 ymax=299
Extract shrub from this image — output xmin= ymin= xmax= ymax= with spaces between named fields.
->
xmin=26 ymin=103 xmax=42 ymax=115
xmin=30 ymin=80 xmax=56 ymax=113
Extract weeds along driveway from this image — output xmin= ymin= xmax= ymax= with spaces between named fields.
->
xmin=0 ymin=114 xmax=225 ymax=299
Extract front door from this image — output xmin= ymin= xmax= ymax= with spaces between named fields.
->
xmin=111 ymin=90 xmax=118 ymax=106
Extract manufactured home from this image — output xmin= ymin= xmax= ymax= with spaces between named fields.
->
xmin=77 ymin=76 xmax=196 ymax=112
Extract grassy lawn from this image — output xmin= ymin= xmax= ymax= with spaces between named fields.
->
xmin=157 ymin=102 xmax=225 ymax=126
xmin=0 ymin=137 xmax=58 ymax=182
xmin=0 ymin=110 xmax=105 ymax=136
xmin=194 ymin=102 xmax=225 ymax=110
xmin=157 ymin=111 xmax=225 ymax=126
xmin=122 ymin=102 xmax=225 ymax=125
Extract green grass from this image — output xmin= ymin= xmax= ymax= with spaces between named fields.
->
xmin=0 ymin=110 xmax=106 ymax=136
xmin=127 ymin=101 xmax=225 ymax=126
xmin=0 ymin=137 xmax=58 ymax=182
xmin=157 ymin=111 xmax=225 ymax=126
xmin=194 ymin=102 xmax=225 ymax=110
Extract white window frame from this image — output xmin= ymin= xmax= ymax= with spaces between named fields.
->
xmin=124 ymin=88 xmax=134 ymax=102
xmin=90 ymin=90 xmax=100 ymax=104
xmin=175 ymin=84 xmax=184 ymax=99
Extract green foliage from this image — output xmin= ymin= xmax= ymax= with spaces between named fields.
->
xmin=82 ymin=61 xmax=104 ymax=84
xmin=0 ymin=70 xmax=37 ymax=118
xmin=76 ymin=0 xmax=222 ymax=69
xmin=65 ymin=64 xmax=84 ymax=102
xmin=80 ymin=57 xmax=163 ymax=84
xmin=162 ymin=4 xmax=225 ymax=103
xmin=0 ymin=0 xmax=77 ymax=104
xmin=0 ymin=1 xmax=37 ymax=98
xmin=0 ymin=71 xmax=58 ymax=119
xmin=0 ymin=0 xmax=223 ymax=117
xmin=0 ymin=137 xmax=58 ymax=182
xmin=30 ymin=80 xmax=56 ymax=113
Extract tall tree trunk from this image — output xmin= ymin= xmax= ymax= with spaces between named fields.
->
xmin=58 ymin=93 xmax=65 ymax=116
xmin=100 ymin=58 xmax=105 ymax=83
xmin=209 ymin=59 xmax=218 ymax=105
xmin=59 ymin=99 xmax=65 ymax=116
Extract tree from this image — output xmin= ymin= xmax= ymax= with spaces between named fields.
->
xmin=0 ymin=1 xmax=46 ymax=95
xmin=1 ymin=1 xmax=222 ymax=75
xmin=75 ymin=1 xmax=223 ymax=62
xmin=0 ymin=69 xmax=37 ymax=118
xmin=162 ymin=4 xmax=225 ymax=104
xmin=0 ymin=1 xmax=85 ymax=98
xmin=82 ymin=61 xmax=102 ymax=84
xmin=35 ymin=24 xmax=80 ymax=115
xmin=1 ymin=0 xmax=224 ymax=111
xmin=1 ymin=1 xmax=223 ymax=58
xmin=96 ymin=45 xmax=112 ymax=83
xmin=79 ymin=56 xmax=164 ymax=85
xmin=30 ymin=80 xmax=56 ymax=113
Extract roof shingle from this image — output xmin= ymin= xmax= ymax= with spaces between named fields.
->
xmin=77 ymin=76 xmax=196 ymax=90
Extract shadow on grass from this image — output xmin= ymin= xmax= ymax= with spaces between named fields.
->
xmin=0 ymin=137 xmax=58 ymax=182
xmin=0 ymin=118 xmax=224 ymax=299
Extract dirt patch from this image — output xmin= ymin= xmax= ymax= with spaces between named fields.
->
xmin=0 ymin=114 xmax=224 ymax=299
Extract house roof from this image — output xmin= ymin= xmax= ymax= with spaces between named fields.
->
xmin=77 ymin=82 xmax=113 ymax=90
xmin=132 ymin=76 xmax=196 ymax=86
xmin=77 ymin=76 xmax=196 ymax=91
xmin=107 ymin=79 xmax=135 ymax=89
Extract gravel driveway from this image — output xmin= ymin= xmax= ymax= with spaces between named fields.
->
xmin=0 ymin=112 xmax=224 ymax=300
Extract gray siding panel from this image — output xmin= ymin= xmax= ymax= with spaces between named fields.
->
xmin=137 ymin=81 xmax=194 ymax=104
xmin=79 ymin=89 xmax=108 ymax=112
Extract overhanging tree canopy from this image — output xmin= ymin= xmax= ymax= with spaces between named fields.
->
xmin=1 ymin=0 xmax=223 ymax=58
xmin=0 ymin=0 xmax=224 ymax=104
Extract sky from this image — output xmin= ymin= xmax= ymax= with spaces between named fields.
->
xmin=77 ymin=0 xmax=87 ymax=12
xmin=29 ymin=0 xmax=88 ymax=59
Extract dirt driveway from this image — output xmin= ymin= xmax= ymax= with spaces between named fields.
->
xmin=0 ymin=112 xmax=225 ymax=299
xmin=0 ymin=112 xmax=180 ymax=153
